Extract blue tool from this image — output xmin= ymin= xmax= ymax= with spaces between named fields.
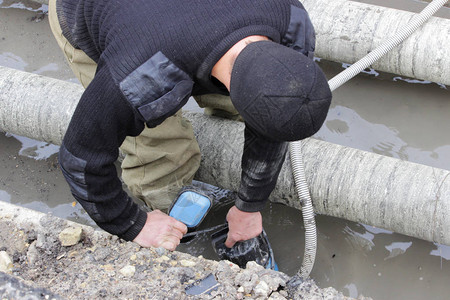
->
xmin=169 ymin=188 xmax=212 ymax=230
xmin=169 ymin=185 xmax=277 ymax=270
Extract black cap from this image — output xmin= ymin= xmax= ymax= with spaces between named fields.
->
xmin=230 ymin=41 xmax=331 ymax=141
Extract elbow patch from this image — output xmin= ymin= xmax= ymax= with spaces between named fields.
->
xmin=119 ymin=51 xmax=194 ymax=128
xmin=59 ymin=144 xmax=88 ymax=201
xmin=282 ymin=5 xmax=316 ymax=59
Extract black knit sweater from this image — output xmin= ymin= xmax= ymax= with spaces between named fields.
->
xmin=56 ymin=0 xmax=313 ymax=241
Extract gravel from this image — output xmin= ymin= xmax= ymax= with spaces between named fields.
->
xmin=0 ymin=202 xmax=369 ymax=299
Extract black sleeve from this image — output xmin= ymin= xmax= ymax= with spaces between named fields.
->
xmin=59 ymin=65 xmax=147 ymax=241
xmin=235 ymin=124 xmax=288 ymax=212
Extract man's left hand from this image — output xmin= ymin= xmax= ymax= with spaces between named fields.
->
xmin=225 ymin=205 xmax=262 ymax=248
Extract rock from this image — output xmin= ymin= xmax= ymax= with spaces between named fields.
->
xmin=228 ymin=261 xmax=241 ymax=273
xmin=216 ymin=260 xmax=240 ymax=284
xmin=242 ymin=273 xmax=259 ymax=294
xmin=156 ymin=255 xmax=170 ymax=263
xmin=93 ymin=247 xmax=111 ymax=261
xmin=135 ymin=249 xmax=152 ymax=262
xmin=179 ymin=259 xmax=196 ymax=267
xmin=162 ymin=267 xmax=195 ymax=285
xmin=35 ymin=233 xmax=46 ymax=249
xmin=235 ymin=269 xmax=259 ymax=294
xmin=253 ymin=280 xmax=270 ymax=298
xmin=0 ymin=272 xmax=62 ymax=299
xmin=59 ymin=226 xmax=83 ymax=247
xmin=0 ymin=228 xmax=28 ymax=253
xmin=246 ymin=261 xmax=265 ymax=272
xmin=0 ymin=251 xmax=13 ymax=272
xmin=154 ymin=247 xmax=167 ymax=256
xmin=26 ymin=241 xmax=39 ymax=265
xmin=260 ymin=274 xmax=287 ymax=291
xmin=119 ymin=265 xmax=136 ymax=277
xmin=268 ymin=291 xmax=287 ymax=300
xmin=235 ymin=269 xmax=252 ymax=284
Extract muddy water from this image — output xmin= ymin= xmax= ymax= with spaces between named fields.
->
xmin=1 ymin=1 xmax=450 ymax=299
xmin=316 ymin=61 xmax=450 ymax=169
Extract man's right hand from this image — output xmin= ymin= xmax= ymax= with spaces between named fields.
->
xmin=224 ymin=205 xmax=262 ymax=248
xmin=133 ymin=210 xmax=187 ymax=251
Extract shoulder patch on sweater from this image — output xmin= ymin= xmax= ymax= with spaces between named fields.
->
xmin=119 ymin=51 xmax=193 ymax=127
xmin=282 ymin=5 xmax=316 ymax=59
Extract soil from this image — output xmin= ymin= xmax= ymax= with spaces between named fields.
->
xmin=0 ymin=203 xmax=369 ymax=300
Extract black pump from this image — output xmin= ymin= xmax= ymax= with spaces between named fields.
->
xmin=211 ymin=225 xmax=278 ymax=270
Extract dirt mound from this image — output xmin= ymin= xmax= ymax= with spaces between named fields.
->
xmin=0 ymin=202 xmax=364 ymax=299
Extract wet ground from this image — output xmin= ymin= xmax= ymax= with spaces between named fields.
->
xmin=1 ymin=1 xmax=449 ymax=299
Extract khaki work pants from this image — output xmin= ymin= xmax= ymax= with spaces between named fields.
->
xmin=48 ymin=0 xmax=240 ymax=211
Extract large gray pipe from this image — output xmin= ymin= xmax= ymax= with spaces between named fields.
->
xmin=301 ymin=0 xmax=450 ymax=86
xmin=190 ymin=112 xmax=450 ymax=246
xmin=1 ymin=66 xmax=449 ymax=245
xmin=32 ymin=0 xmax=450 ymax=85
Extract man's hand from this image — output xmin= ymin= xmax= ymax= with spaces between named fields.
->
xmin=225 ymin=205 xmax=262 ymax=248
xmin=133 ymin=210 xmax=187 ymax=251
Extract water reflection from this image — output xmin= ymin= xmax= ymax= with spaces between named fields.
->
xmin=0 ymin=190 xmax=11 ymax=202
xmin=431 ymin=243 xmax=450 ymax=261
xmin=0 ymin=133 xmax=93 ymax=227
xmin=344 ymin=283 xmax=359 ymax=299
xmin=344 ymin=225 xmax=375 ymax=252
xmin=0 ymin=52 xmax=27 ymax=70
xmin=6 ymin=133 xmax=59 ymax=160
xmin=0 ymin=0 xmax=47 ymax=12
xmin=342 ymin=62 xmax=380 ymax=76
xmin=34 ymin=63 xmax=60 ymax=75
xmin=384 ymin=241 xmax=413 ymax=260
xmin=22 ymin=200 xmax=96 ymax=227
xmin=393 ymin=76 xmax=448 ymax=89
xmin=361 ymin=223 xmax=393 ymax=235
xmin=315 ymin=105 xmax=450 ymax=169
xmin=0 ymin=3 xmax=76 ymax=82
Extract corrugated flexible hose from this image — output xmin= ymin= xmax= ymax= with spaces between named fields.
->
xmin=290 ymin=0 xmax=448 ymax=280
